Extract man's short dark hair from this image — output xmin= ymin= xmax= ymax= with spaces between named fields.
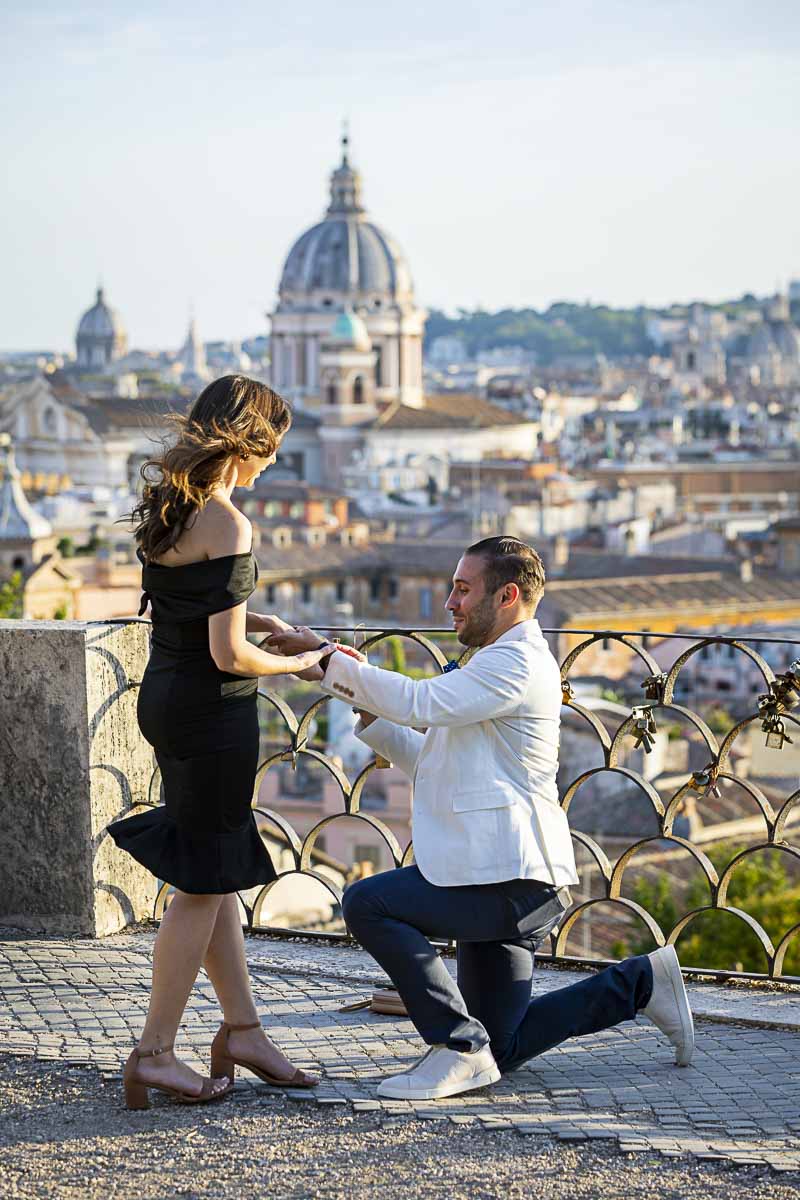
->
xmin=465 ymin=536 xmax=546 ymax=607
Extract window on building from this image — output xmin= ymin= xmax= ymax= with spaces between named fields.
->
xmin=266 ymin=584 xmax=276 ymax=604
xmin=336 ymin=580 xmax=346 ymax=602
xmin=354 ymin=844 xmax=381 ymax=870
xmin=419 ymin=586 xmax=432 ymax=620
xmin=301 ymin=582 xmax=312 ymax=604
xmin=326 ymin=384 xmax=337 ymax=406
xmin=353 ymin=376 xmax=364 ymax=404
xmin=289 ymin=502 xmax=304 ymax=519
xmin=360 ymin=787 xmax=387 ymax=811
xmin=374 ymin=346 xmax=383 ymax=387
xmin=388 ymin=578 xmax=399 ymax=601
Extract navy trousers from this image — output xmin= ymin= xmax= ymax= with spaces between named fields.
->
xmin=342 ymin=865 xmax=653 ymax=1073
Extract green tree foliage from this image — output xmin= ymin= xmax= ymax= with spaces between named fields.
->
xmin=424 ymin=295 xmax=766 ymax=365
xmin=617 ymin=843 xmax=800 ymax=975
xmin=385 ymin=637 xmax=407 ymax=674
xmin=704 ymin=706 xmax=734 ymax=736
xmin=57 ymin=536 xmax=75 ymax=558
xmin=424 ymin=304 xmax=655 ymax=364
xmin=0 ymin=572 xmax=23 ymax=618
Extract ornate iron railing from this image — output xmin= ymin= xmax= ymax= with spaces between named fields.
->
xmin=135 ymin=624 xmax=800 ymax=983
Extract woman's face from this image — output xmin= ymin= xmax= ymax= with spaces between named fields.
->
xmin=234 ymin=442 xmax=280 ymax=489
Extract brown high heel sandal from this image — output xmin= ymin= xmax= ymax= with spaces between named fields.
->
xmin=210 ymin=1020 xmax=318 ymax=1088
xmin=123 ymin=1043 xmax=233 ymax=1110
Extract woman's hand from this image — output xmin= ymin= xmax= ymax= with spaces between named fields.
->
xmin=268 ymin=626 xmax=366 ymax=662
xmin=266 ymin=625 xmax=324 ymax=655
xmin=249 ymin=612 xmax=293 ymax=637
xmin=289 ymin=643 xmax=338 ymax=673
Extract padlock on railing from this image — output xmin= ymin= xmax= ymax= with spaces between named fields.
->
xmin=630 ymin=705 xmax=658 ymax=753
xmin=763 ymin=713 xmax=794 ymax=751
xmin=691 ymin=763 xmax=722 ymax=800
xmin=641 ymin=672 xmax=667 ymax=703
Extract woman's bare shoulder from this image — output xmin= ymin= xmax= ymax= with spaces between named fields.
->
xmin=195 ymin=498 xmax=252 ymax=558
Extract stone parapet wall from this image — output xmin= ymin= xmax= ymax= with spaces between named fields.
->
xmin=0 ymin=620 xmax=154 ymax=936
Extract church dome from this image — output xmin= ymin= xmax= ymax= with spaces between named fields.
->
xmin=278 ymin=137 xmax=414 ymax=304
xmin=77 ymin=288 xmax=126 ymax=340
xmin=327 ymin=309 xmax=372 ymax=351
xmin=76 ymin=287 xmax=128 ymax=369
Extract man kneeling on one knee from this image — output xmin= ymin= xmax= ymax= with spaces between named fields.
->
xmin=270 ymin=536 xmax=694 ymax=1101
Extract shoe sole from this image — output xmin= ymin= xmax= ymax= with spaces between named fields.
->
xmin=376 ymin=1064 xmax=501 ymax=1101
xmin=654 ymin=945 xmax=695 ymax=1067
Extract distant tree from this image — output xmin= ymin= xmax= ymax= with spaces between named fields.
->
xmin=57 ymin=536 xmax=75 ymax=558
xmin=615 ymin=843 xmax=800 ymax=975
xmin=83 ymin=533 xmax=109 ymax=555
xmin=52 ymin=603 xmax=68 ymax=620
xmin=611 ymin=873 xmax=679 ymax=961
xmin=385 ymin=637 xmax=407 ymax=675
xmin=424 ymin=303 xmax=656 ymax=364
xmin=704 ymin=706 xmax=734 ymax=736
xmin=0 ymin=572 xmax=23 ymax=619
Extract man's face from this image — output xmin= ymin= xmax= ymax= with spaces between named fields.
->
xmin=445 ymin=554 xmax=500 ymax=647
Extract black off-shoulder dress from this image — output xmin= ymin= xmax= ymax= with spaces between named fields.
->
xmin=107 ymin=550 xmax=277 ymax=894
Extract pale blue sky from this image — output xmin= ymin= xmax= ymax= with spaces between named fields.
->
xmin=2 ymin=1 xmax=799 ymax=351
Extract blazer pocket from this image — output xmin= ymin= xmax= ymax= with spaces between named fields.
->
xmin=452 ymin=786 xmax=516 ymax=813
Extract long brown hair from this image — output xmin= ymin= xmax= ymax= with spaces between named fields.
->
xmin=131 ymin=375 xmax=291 ymax=562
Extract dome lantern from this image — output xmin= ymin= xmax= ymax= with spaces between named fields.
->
xmin=270 ymin=130 xmax=427 ymax=409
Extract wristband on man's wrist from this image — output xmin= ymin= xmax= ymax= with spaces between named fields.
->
xmin=317 ymin=640 xmax=334 ymax=673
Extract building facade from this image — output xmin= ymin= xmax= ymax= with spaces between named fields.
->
xmin=270 ymin=135 xmax=426 ymax=410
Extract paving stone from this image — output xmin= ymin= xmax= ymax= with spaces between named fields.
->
xmin=1 ymin=932 xmax=800 ymax=1172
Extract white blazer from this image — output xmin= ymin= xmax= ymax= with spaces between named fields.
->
xmin=319 ymin=619 xmax=579 ymax=888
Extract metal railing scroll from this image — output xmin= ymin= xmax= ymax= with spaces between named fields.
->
xmin=130 ymin=624 xmax=800 ymax=983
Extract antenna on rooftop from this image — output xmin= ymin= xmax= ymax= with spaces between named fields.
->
xmin=341 ymin=117 xmax=350 ymax=165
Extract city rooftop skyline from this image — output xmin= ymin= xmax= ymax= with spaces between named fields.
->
xmin=1 ymin=0 xmax=799 ymax=352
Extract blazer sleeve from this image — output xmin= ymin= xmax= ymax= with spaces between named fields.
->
xmin=320 ymin=642 xmax=531 ymax=729
xmin=355 ymin=717 xmax=425 ymax=779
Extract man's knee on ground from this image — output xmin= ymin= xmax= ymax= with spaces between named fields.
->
xmin=489 ymin=1035 xmax=517 ymax=1073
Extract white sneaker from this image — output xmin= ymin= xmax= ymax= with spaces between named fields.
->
xmin=376 ymin=1044 xmax=501 ymax=1100
xmin=641 ymin=945 xmax=695 ymax=1067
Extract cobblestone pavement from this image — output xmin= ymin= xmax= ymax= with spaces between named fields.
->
xmin=1 ymin=930 xmax=799 ymax=1177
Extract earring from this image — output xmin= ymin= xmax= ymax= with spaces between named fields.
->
xmin=241 ymin=452 xmax=250 ymax=461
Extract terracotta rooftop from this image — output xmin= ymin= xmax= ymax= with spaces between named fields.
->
xmin=544 ymin=570 xmax=800 ymax=620
xmin=375 ymin=394 xmax=527 ymax=430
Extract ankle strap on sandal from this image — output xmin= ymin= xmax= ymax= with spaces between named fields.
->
xmin=136 ymin=1043 xmax=174 ymax=1058
xmin=223 ymin=1020 xmax=261 ymax=1032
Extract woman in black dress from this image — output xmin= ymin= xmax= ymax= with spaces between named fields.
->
xmin=108 ymin=376 xmax=341 ymax=1109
